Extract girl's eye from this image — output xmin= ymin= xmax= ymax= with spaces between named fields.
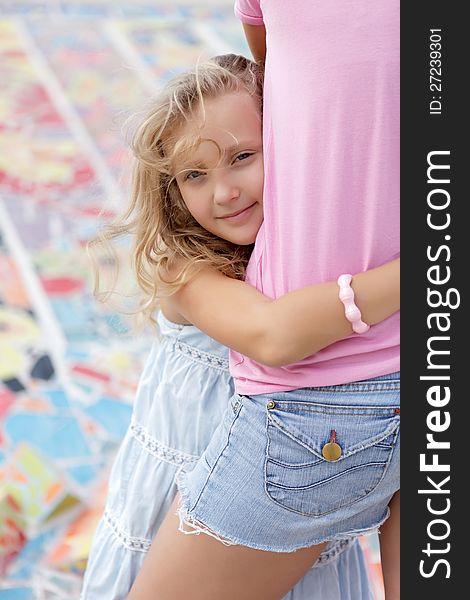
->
xmin=186 ymin=171 xmax=204 ymax=181
xmin=234 ymin=152 xmax=253 ymax=163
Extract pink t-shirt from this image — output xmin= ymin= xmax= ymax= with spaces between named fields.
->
xmin=231 ymin=0 xmax=400 ymax=394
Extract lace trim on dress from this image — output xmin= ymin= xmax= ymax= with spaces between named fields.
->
xmin=316 ymin=537 xmax=354 ymax=565
xmin=130 ymin=420 xmax=200 ymax=467
xmin=173 ymin=340 xmax=230 ymax=372
xmin=103 ymin=509 xmax=152 ymax=553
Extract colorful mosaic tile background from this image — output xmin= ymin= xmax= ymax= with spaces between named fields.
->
xmin=0 ymin=2 xmax=385 ymax=598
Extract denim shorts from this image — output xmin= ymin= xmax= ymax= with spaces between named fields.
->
xmin=177 ymin=372 xmax=400 ymax=552
xmin=81 ymin=313 xmax=374 ymax=598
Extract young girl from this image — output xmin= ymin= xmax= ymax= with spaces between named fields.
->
xmin=81 ymin=54 xmax=399 ymax=599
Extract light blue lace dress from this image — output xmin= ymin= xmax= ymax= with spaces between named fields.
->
xmin=80 ymin=312 xmax=373 ymax=599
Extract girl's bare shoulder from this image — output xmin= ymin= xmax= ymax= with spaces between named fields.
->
xmin=158 ymin=257 xmax=217 ymax=325
xmin=159 ymin=296 xmax=192 ymax=325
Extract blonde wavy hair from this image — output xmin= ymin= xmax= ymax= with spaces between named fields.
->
xmin=90 ymin=54 xmax=264 ymax=324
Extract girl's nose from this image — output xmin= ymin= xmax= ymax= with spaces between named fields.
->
xmin=213 ymin=173 xmax=240 ymax=205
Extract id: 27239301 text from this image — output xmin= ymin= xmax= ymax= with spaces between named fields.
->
xmin=429 ymin=29 xmax=442 ymax=115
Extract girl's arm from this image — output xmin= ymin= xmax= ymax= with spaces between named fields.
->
xmin=170 ymin=258 xmax=400 ymax=367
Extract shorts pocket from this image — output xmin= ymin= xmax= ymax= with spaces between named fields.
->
xmin=264 ymin=400 xmax=400 ymax=517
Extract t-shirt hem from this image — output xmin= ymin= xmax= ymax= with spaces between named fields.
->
xmin=234 ymin=6 xmax=264 ymax=26
xmin=234 ymin=360 xmax=400 ymax=395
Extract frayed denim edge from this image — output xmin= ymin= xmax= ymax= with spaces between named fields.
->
xmin=327 ymin=505 xmax=391 ymax=544
xmin=175 ymin=466 xmax=236 ymax=547
xmin=175 ymin=466 xmax=391 ymax=558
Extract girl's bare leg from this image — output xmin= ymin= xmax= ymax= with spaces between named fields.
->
xmin=127 ymin=496 xmax=326 ymax=600
xmin=379 ymin=491 xmax=400 ymax=600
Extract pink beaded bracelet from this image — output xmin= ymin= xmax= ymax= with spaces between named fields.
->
xmin=337 ymin=274 xmax=370 ymax=334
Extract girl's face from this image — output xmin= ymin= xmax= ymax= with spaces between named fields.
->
xmin=174 ymin=91 xmax=264 ymax=246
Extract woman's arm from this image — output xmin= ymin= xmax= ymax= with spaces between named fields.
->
xmin=242 ymin=23 xmax=266 ymax=64
xmin=170 ymin=258 xmax=400 ymax=367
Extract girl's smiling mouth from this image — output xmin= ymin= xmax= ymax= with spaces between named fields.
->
xmin=217 ymin=202 xmax=257 ymax=222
